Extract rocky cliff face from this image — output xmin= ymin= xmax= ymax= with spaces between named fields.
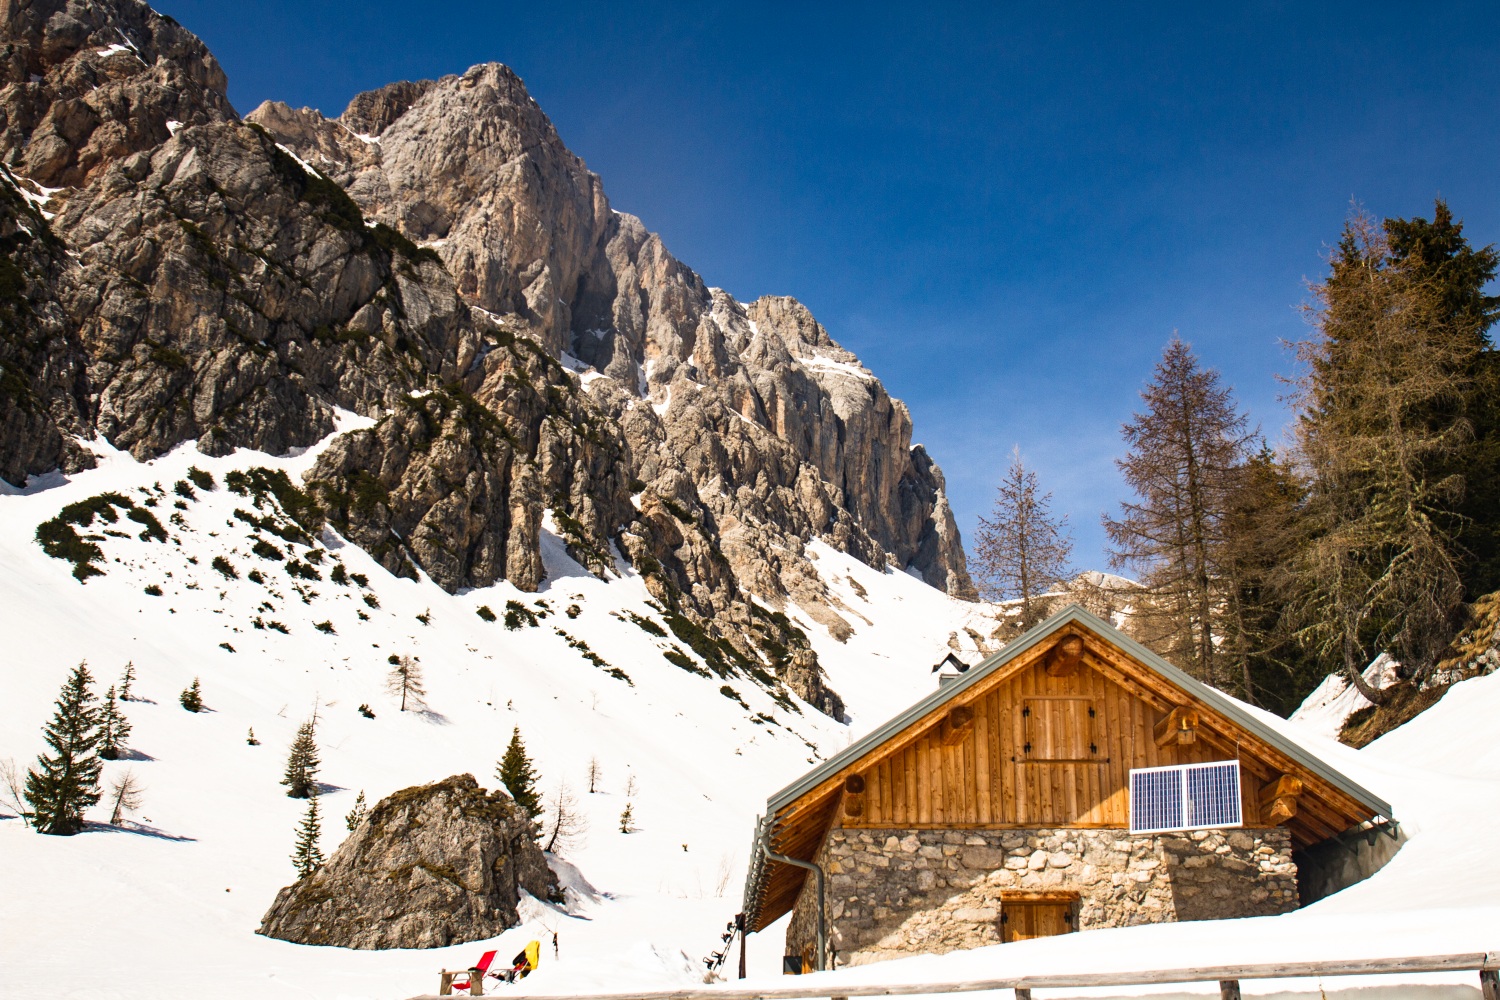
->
xmin=0 ymin=0 xmax=972 ymax=717
xmin=257 ymin=774 xmax=557 ymax=950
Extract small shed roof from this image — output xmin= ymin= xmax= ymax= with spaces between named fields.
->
xmin=741 ymin=603 xmax=1393 ymax=931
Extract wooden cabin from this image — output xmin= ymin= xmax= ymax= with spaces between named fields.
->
xmin=741 ymin=605 xmax=1394 ymax=970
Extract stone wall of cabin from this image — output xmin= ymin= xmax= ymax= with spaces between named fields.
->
xmin=786 ymin=826 xmax=1297 ymax=967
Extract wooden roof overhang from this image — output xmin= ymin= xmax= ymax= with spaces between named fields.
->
xmin=741 ymin=604 xmax=1394 ymax=933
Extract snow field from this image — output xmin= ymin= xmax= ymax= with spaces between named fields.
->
xmin=2 ymin=430 xmax=1498 ymax=999
xmin=0 ymin=432 xmax=966 ymax=998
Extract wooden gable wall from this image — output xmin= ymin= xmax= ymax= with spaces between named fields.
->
xmin=849 ymin=653 xmax=1256 ymax=829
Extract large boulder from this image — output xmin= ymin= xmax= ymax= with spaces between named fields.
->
xmin=257 ymin=774 xmax=558 ymax=950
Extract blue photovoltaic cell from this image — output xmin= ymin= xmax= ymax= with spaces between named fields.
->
xmin=1186 ymin=761 xmax=1242 ymax=828
xmin=1130 ymin=761 xmax=1241 ymax=833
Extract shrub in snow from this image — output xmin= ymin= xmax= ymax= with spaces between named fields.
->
xmin=25 ymin=662 xmax=103 ymax=835
xmin=211 ymin=555 xmax=237 ymax=579
xmin=476 ymin=605 xmax=497 ymax=622
xmin=186 ymin=466 xmax=215 ymax=491
xmin=179 ymin=678 xmax=203 ymax=712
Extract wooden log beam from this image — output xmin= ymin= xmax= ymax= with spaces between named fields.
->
xmin=1153 ymin=706 xmax=1200 ymax=747
xmin=938 ymin=706 xmax=975 ymax=746
xmin=1260 ymin=774 xmax=1304 ymax=825
xmin=843 ymin=775 xmax=865 ymax=818
xmin=1044 ymin=634 xmax=1086 ymax=677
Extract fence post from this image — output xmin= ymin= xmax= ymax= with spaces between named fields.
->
xmin=1220 ymin=980 xmax=1242 ymax=1000
xmin=1016 ymin=989 xmax=1034 ymax=1000
xmin=1480 ymin=968 xmax=1498 ymax=1000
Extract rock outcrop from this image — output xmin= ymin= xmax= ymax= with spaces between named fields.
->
xmin=0 ymin=0 xmax=974 ymax=718
xmin=257 ymin=774 xmax=557 ymax=950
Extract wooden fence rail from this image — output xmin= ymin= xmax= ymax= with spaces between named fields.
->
xmin=413 ymin=950 xmax=1500 ymax=1000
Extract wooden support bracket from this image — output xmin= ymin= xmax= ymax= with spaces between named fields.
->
xmin=1044 ymin=634 xmax=1086 ymax=677
xmin=1260 ymin=774 xmax=1304 ymax=825
xmin=843 ymin=774 xmax=866 ymax=818
xmin=1154 ymin=706 xmax=1200 ymax=747
xmin=937 ymin=706 xmax=975 ymax=746
xmin=1220 ymin=980 xmax=1242 ymax=1000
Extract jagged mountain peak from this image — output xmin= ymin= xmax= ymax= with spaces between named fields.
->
xmin=2 ymin=0 xmax=972 ymax=725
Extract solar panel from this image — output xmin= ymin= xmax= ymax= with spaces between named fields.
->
xmin=1129 ymin=760 xmax=1242 ymax=834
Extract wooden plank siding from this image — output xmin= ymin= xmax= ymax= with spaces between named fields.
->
xmin=845 ymin=653 xmax=1264 ymax=830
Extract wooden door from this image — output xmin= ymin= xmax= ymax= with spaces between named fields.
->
xmin=1001 ymin=898 xmax=1076 ymax=942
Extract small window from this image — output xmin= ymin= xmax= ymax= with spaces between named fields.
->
xmin=1129 ymin=760 xmax=1242 ymax=833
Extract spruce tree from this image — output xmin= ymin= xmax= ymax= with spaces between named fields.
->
xmin=1292 ymin=209 xmax=1472 ymax=697
xmin=345 ymin=789 xmax=368 ymax=832
xmin=291 ymin=789 xmax=325 ymax=879
xmin=496 ymin=727 xmax=542 ymax=817
xmin=179 ymin=678 xmax=203 ymax=713
xmin=24 ymin=662 xmax=104 ymax=836
xmin=99 ymin=685 xmax=130 ymax=761
xmin=118 ymin=661 xmax=136 ymax=702
xmin=281 ymin=721 xmax=320 ymax=799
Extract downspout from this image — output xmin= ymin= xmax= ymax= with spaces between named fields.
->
xmin=760 ymin=827 xmax=827 ymax=972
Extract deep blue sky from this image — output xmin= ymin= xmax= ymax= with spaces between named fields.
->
xmin=158 ymin=1 xmax=1500 ymax=574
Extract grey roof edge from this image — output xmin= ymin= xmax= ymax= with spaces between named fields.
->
xmin=761 ymin=602 xmax=1393 ymax=827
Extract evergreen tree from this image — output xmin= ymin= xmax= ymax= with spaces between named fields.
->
xmin=179 ymin=678 xmax=203 ymax=713
xmin=24 ymin=662 xmax=104 ymax=836
xmin=496 ymin=727 xmax=542 ymax=817
xmin=291 ymin=789 xmax=325 ymax=879
xmin=246 ymin=727 xmax=260 ymax=746
xmin=345 ymin=789 xmax=368 ymax=832
xmin=1103 ymin=337 xmax=1253 ymax=685
xmin=98 ymin=685 xmax=130 ymax=761
xmin=281 ymin=721 xmax=320 ymax=799
xmin=118 ymin=661 xmax=136 ymax=702
xmin=1385 ymin=201 xmax=1500 ymax=596
xmin=1292 ymin=209 xmax=1472 ymax=698
xmin=618 ymin=800 xmax=634 ymax=834
xmin=971 ymin=446 xmax=1073 ymax=628
xmin=385 ymin=654 xmax=427 ymax=712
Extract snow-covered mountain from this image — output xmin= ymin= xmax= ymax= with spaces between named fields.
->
xmin=0 ymin=429 xmax=989 ymax=996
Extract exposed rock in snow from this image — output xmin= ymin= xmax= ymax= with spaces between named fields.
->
xmin=257 ymin=774 xmax=556 ymax=949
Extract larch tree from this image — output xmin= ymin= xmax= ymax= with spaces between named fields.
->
xmin=1103 ymin=337 xmax=1254 ymax=685
xmin=25 ymin=662 xmax=104 ymax=835
xmin=971 ymin=446 xmax=1074 ymax=629
xmin=497 ymin=727 xmax=542 ymax=818
xmin=1291 ymin=208 xmax=1475 ymax=700
xmin=385 ymin=654 xmax=426 ymax=712
xmin=107 ymin=770 xmax=144 ymax=826
xmin=542 ymin=780 xmax=588 ymax=854
xmin=281 ymin=721 xmax=321 ymax=799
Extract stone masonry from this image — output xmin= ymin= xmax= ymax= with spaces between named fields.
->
xmin=788 ymin=826 xmax=1297 ymax=966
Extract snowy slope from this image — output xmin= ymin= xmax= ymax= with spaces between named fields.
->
xmin=0 ymin=433 xmax=971 ymax=998
xmin=3 ymin=435 xmax=1498 ymax=999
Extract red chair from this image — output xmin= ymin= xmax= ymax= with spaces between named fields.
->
xmin=439 ymin=950 xmax=498 ymax=996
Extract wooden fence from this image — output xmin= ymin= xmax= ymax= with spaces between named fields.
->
xmin=416 ymin=950 xmax=1499 ymax=1000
